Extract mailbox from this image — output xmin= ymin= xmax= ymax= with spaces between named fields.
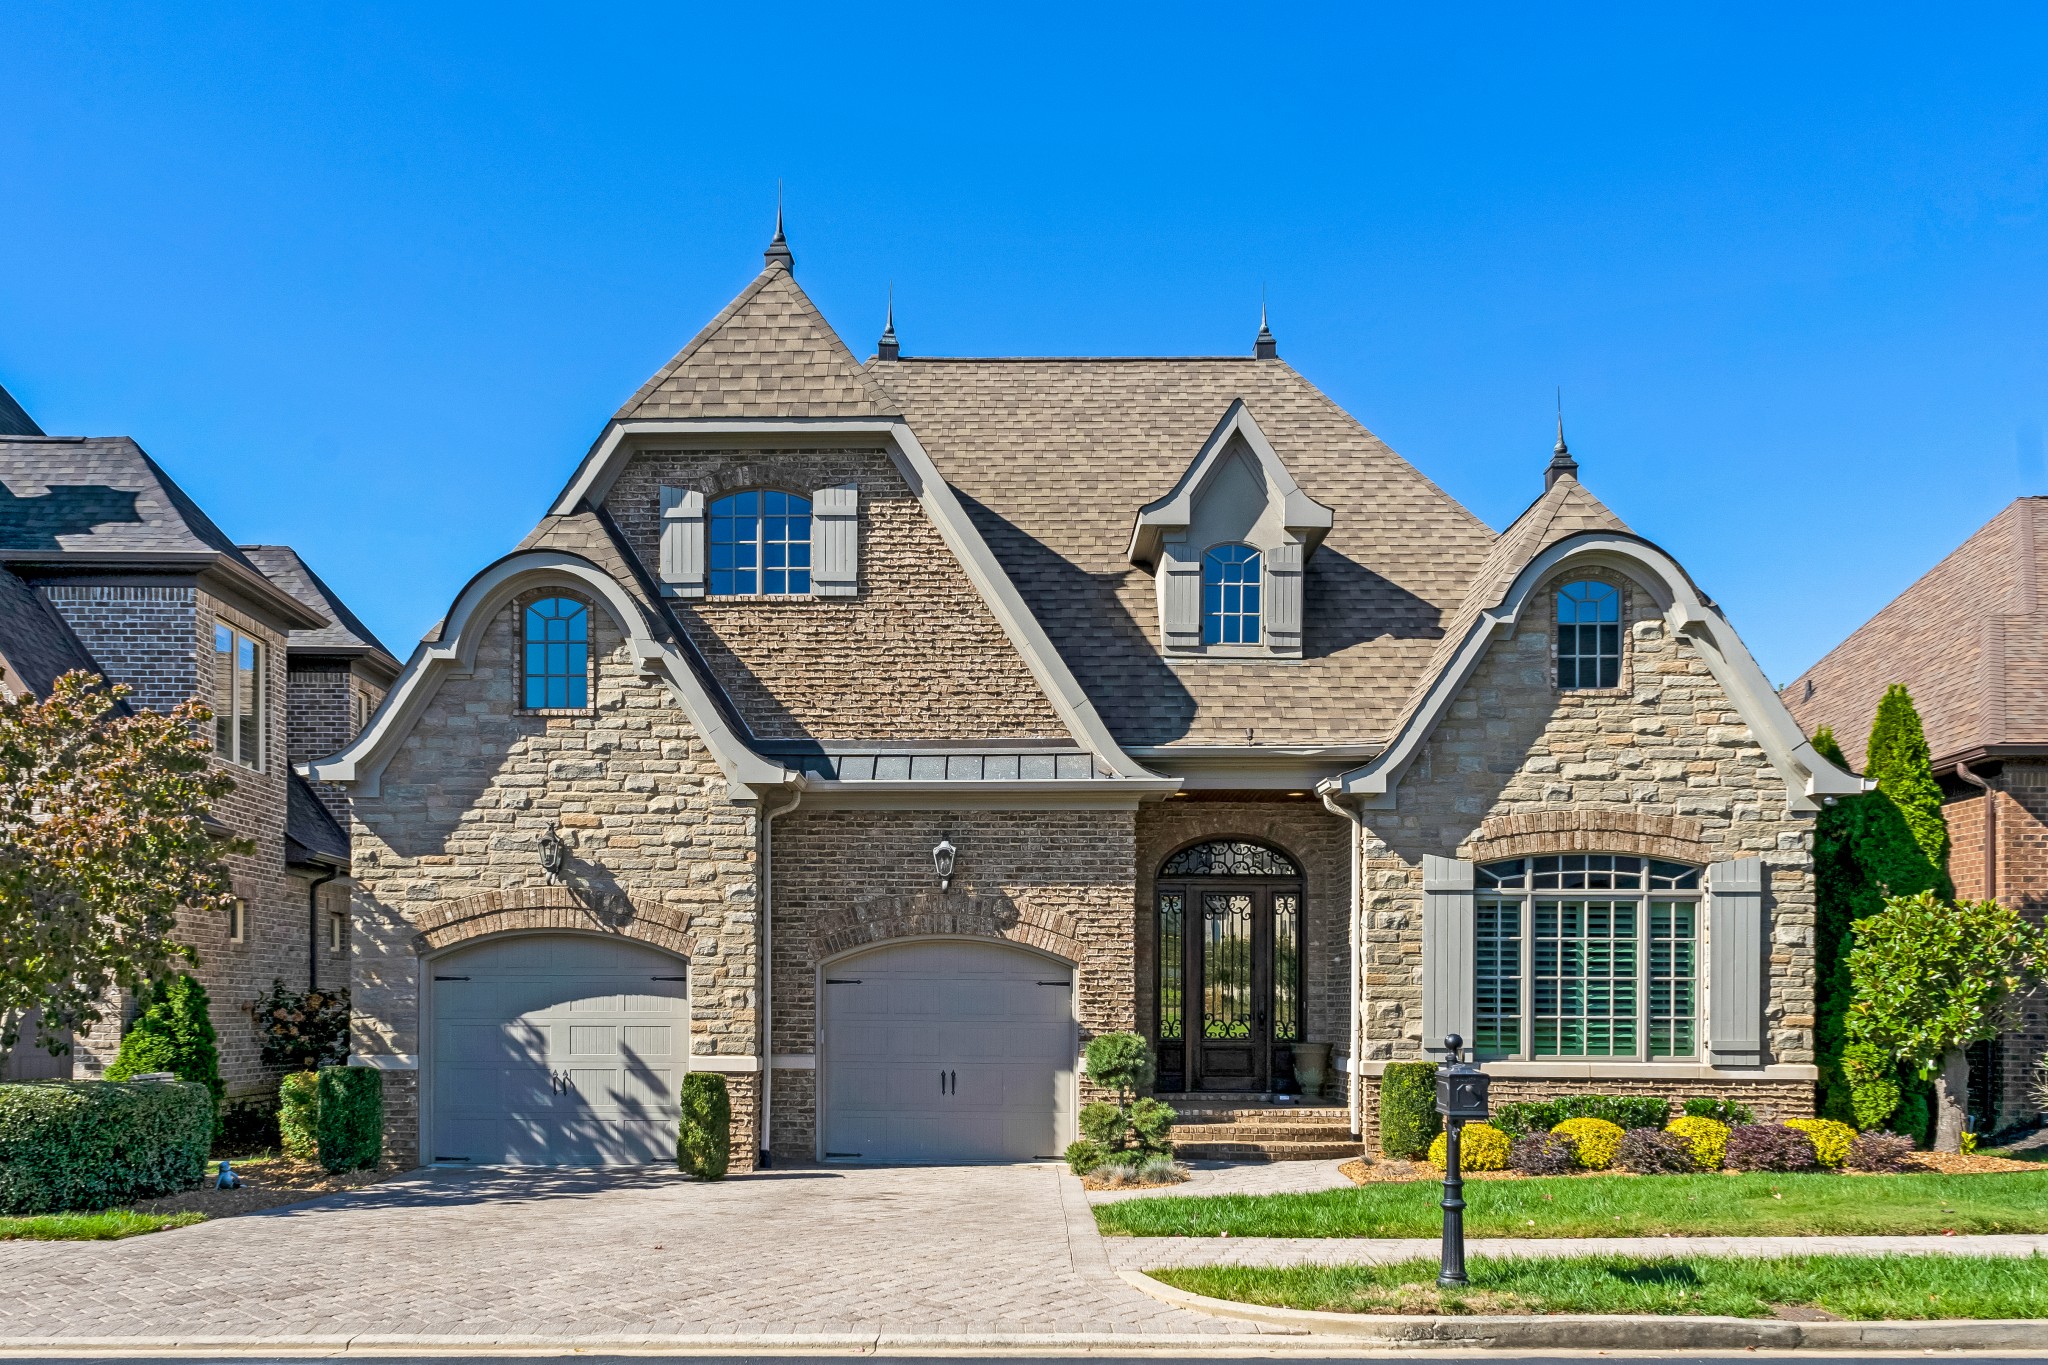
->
xmin=1433 ymin=1032 xmax=1491 ymax=1122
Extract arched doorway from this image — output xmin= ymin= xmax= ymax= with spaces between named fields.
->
xmin=1154 ymin=839 xmax=1303 ymax=1093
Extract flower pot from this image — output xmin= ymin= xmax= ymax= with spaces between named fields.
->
xmin=1292 ymin=1042 xmax=1332 ymax=1098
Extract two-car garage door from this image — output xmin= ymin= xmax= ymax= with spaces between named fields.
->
xmin=820 ymin=940 xmax=1076 ymax=1163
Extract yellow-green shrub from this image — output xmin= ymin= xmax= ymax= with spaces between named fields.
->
xmin=1785 ymin=1117 xmax=1855 ymax=1168
xmin=1551 ymin=1116 xmax=1625 ymax=1169
xmin=1426 ymin=1122 xmax=1511 ymax=1171
xmin=1666 ymin=1115 xmax=1729 ymax=1170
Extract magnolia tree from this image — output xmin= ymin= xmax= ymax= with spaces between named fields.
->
xmin=1847 ymin=889 xmax=2045 ymax=1151
xmin=0 ymin=672 xmax=243 ymax=1065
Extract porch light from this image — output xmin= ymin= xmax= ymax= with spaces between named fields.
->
xmin=537 ymin=826 xmax=566 ymax=884
xmin=932 ymin=837 xmax=957 ymax=890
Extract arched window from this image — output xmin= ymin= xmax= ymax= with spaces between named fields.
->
xmin=523 ymin=596 xmax=589 ymax=709
xmin=1556 ymin=579 xmax=1621 ymax=689
xmin=709 ymin=491 xmax=811 ymax=596
xmin=1202 ymin=544 xmax=1262 ymax=645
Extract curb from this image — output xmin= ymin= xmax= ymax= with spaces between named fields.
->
xmin=1119 ymin=1269 xmax=2048 ymax=1349
xmin=0 ymin=1334 xmax=1312 ymax=1356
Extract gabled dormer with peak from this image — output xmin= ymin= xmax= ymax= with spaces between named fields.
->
xmin=1127 ymin=401 xmax=1333 ymax=657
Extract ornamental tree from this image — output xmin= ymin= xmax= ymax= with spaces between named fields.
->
xmin=0 ymin=672 xmax=244 ymax=1066
xmin=1846 ymin=890 xmax=2044 ymax=1151
xmin=1864 ymin=685 xmax=1951 ymax=874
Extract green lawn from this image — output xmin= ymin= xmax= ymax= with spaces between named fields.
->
xmin=0 ymin=1210 xmax=205 ymax=1241
xmin=1097 ymin=1171 xmax=2048 ymax=1238
xmin=1153 ymin=1252 xmax=2048 ymax=1319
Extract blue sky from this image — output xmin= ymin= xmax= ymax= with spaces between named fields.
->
xmin=4 ymin=4 xmax=2045 ymax=685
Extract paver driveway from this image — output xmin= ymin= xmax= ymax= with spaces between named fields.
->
xmin=0 ymin=1164 xmax=1249 ymax=1344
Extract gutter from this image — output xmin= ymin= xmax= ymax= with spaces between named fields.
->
xmin=1956 ymin=761 xmax=1997 ymax=900
xmin=305 ymin=866 xmax=340 ymax=992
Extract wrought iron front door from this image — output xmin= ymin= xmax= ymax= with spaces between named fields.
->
xmin=1155 ymin=840 xmax=1304 ymax=1094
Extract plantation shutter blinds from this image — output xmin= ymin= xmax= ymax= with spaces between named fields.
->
xmin=659 ymin=487 xmax=706 ymax=598
xmin=1263 ymin=541 xmax=1304 ymax=655
xmin=1421 ymin=854 xmax=1476 ymax=1060
xmin=1705 ymin=856 xmax=1765 ymax=1066
xmin=810 ymin=484 xmax=859 ymax=597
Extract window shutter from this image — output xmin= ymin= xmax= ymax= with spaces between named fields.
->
xmin=1264 ymin=541 xmax=1303 ymax=655
xmin=811 ymin=484 xmax=859 ymax=597
xmin=659 ymin=487 xmax=705 ymax=598
xmin=1421 ymin=854 xmax=1475 ymax=1060
xmin=1161 ymin=560 xmax=1202 ymax=649
xmin=1706 ymin=856 xmax=1765 ymax=1066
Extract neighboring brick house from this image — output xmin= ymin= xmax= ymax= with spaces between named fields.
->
xmin=309 ymin=225 xmax=1859 ymax=1169
xmin=1785 ymin=497 xmax=2048 ymax=1132
xmin=0 ymin=384 xmax=398 ymax=1095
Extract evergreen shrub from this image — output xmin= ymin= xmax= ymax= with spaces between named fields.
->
xmin=1681 ymin=1096 xmax=1755 ymax=1126
xmin=677 ymin=1072 xmax=730 ymax=1179
xmin=1665 ymin=1115 xmax=1730 ymax=1170
xmin=0 ymin=1079 xmax=211 ymax=1213
xmin=1377 ymin=1062 xmax=1439 ymax=1158
xmin=105 ymin=975 xmax=223 ymax=1131
xmin=1063 ymin=1139 xmax=1106 ymax=1176
xmin=315 ymin=1065 xmax=382 ymax=1173
xmin=279 ymin=1071 xmax=320 ymax=1159
xmin=1491 ymin=1094 xmax=1670 ymax=1136
xmin=1426 ymin=1122 xmax=1511 ymax=1171
xmin=1785 ymin=1117 xmax=1856 ymax=1168
xmin=1068 ymin=1034 xmax=1175 ymax=1175
xmin=1551 ymin=1116 xmax=1626 ymax=1169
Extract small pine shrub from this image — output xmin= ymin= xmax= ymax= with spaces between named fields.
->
xmin=1083 ymin=1032 xmax=1154 ymax=1100
xmin=106 ymin=975 xmax=224 ymax=1130
xmin=1841 ymin=1043 xmax=1902 ymax=1131
xmin=1665 ymin=1115 xmax=1730 ymax=1170
xmin=1426 ymin=1121 xmax=1510 ymax=1171
xmin=1491 ymin=1094 xmax=1671 ymax=1137
xmin=1079 ymin=1101 xmax=1125 ymax=1148
xmin=1617 ymin=1126 xmax=1696 ymax=1174
xmin=1724 ymin=1122 xmax=1820 ymax=1172
xmin=315 ymin=1066 xmax=382 ymax=1173
xmin=677 ymin=1073 xmax=730 ymax=1179
xmin=1846 ymin=1130 xmax=1915 ymax=1172
xmin=1785 ymin=1117 xmax=1856 ymax=1168
xmin=1064 ymin=1139 xmax=1107 ymax=1176
xmin=279 ymin=1071 xmax=320 ymax=1159
xmin=1377 ymin=1062 xmax=1439 ymax=1158
xmin=1508 ymin=1132 xmax=1577 ymax=1175
xmin=1681 ymin=1096 xmax=1755 ymax=1126
xmin=1075 ymin=1040 xmax=1174 ymax=1166
xmin=1551 ymin=1116 xmax=1626 ymax=1169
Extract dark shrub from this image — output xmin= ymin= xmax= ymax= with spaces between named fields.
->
xmin=218 ymin=1094 xmax=279 ymax=1156
xmin=105 ymin=975 xmax=223 ymax=1133
xmin=1723 ymin=1122 xmax=1820 ymax=1172
xmin=315 ymin=1065 xmax=382 ymax=1173
xmin=1509 ymin=1132 xmax=1577 ymax=1175
xmin=1492 ymin=1094 xmax=1670 ymax=1136
xmin=1616 ymin=1126 xmax=1695 ymax=1174
xmin=0 ymin=1079 xmax=212 ymax=1213
xmin=279 ymin=1071 xmax=320 ymax=1159
xmin=677 ymin=1072 xmax=730 ymax=1180
xmin=253 ymin=980 xmax=351 ymax=1070
xmin=1379 ymin=1062 xmax=1439 ymax=1158
xmin=1682 ymin=1096 xmax=1756 ymax=1126
xmin=1063 ymin=1138 xmax=1106 ymax=1176
xmin=1845 ymin=1130 xmax=1916 ymax=1173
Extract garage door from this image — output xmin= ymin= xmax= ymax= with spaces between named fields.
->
xmin=820 ymin=939 xmax=1075 ymax=1163
xmin=428 ymin=934 xmax=690 ymax=1165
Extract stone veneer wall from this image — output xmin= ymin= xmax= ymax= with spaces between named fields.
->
xmin=348 ymin=595 xmax=761 ymax=1167
xmin=605 ymin=447 xmax=1071 ymax=741
xmin=1132 ymin=798 xmax=1352 ymax=1074
xmin=766 ymin=807 xmax=1135 ymax=1162
xmin=1358 ymin=569 xmax=1819 ymax=1068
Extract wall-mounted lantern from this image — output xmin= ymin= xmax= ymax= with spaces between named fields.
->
xmin=932 ymin=837 xmax=958 ymax=890
xmin=538 ymin=826 xmax=566 ymax=885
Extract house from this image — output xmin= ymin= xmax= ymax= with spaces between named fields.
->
xmin=1784 ymin=497 xmax=2048 ymax=1132
xmin=308 ymin=225 xmax=1857 ymax=1169
xmin=0 ymin=379 xmax=399 ymax=1092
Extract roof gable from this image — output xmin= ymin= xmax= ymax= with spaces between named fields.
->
xmin=240 ymin=544 xmax=399 ymax=671
xmin=1127 ymin=400 xmax=1334 ymax=570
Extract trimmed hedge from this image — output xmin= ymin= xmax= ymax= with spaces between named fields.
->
xmin=1378 ymin=1062 xmax=1439 ymax=1158
xmin=1552 ymin=1116 xmax=1626 ymax=1169
xmin=1492 ymin=1094 xmax=1670 ymax=1136
xmin=1426 ymin=1122 xmax=1511 ymax=1171
xmin=279 ymin=1071 xmax=320 ymax=1159
xmin=678 ymin=1072 xmax=730 ymax=1180
xmin=315 ymin=1066 xmax=382 ymax=1173
xmin=0 ymin=1080 xmax=212 ymax=1213
xmin=1666 ymin=1115 xmax=1730 ymax=1170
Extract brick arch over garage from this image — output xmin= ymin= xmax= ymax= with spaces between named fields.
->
xmin=814 ymin=889 xmax=1083 ymax=964
xmin=409 ymin=886 xmax=697 ymax=957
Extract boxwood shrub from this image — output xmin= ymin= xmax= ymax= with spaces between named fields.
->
xmin=315 ymin=1065 xmax=382 ymax=1173
xmin=279 ymin=1071 xmax=320 ymax=1159
xmin=1377 ymin=1062 xmax=1439 ymax=1159
xmin=0 ymin=1080 xmax=212 ymax=1213
xmin=678 ymin=1072 xmax=730 ymax=1180
xmin=1491 ymin=1094 xmax=1671 ymax=1136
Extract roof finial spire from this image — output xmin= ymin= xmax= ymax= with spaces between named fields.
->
xmin=1546 ymin=388 xmax=1579 ymax=490
xmin=1254 ymin=286 xmax=1278 ymax=360
xmin=878 ymin=284 xmax=900 ymax=361
xmin=764 ymin=182 xmax=794 ymax=272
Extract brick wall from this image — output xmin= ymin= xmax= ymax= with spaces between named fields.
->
xmin=605 ymin=447 xmax=1070 ymax=740
xmin=43 ymin=584 xmax=198 ymax=711
xmin=1947 ymin=762 xmax=2048 ymax=1127
xmin=348 ymin=593 xmax=760 ymax=1166
xmin=289 ymin=660 xmax=387 ymax=823
xmin=1357 ymin=571 xmax=1819 ymax=1075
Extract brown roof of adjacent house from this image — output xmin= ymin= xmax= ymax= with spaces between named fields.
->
xmin=1782 ymin=496 xmax=2048 ymax=771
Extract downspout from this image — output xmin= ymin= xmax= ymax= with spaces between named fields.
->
xmin=1321 ymin=790 xmax=1367 ymax=1140
xmin=307 ymin=867 xmax=339 ymax=992
xmin=1956 ymin=762 xmax=1997 ymax=900
xmin=757 ymin=785 xmax=804 ymax=1170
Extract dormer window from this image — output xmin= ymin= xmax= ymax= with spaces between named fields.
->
xmin=1202 ymin=545 xmax=1262 ymax=645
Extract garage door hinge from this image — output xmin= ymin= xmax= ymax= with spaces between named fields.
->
xmin=1037 ymin=980 xmax=1071 ymax=987
xmin=651 ymin=975 xmax=687 ymax=981
xmin=433 ymin=975 xmax=470 ymax=981
xmin=825 ymin=978 xmax=862 ymax=984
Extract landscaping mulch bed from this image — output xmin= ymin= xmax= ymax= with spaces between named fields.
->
xmin=1339 ymin=1151 xmax=2042 ymax=1185
xmin=128 ymin=1156 xmax=393 ymax=1219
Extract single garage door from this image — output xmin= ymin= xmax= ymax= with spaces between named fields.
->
xmin=428 ymin=934 xmax=690 ymax=1165
xmin=820 ymin=939 xmax=1075 ymax=1163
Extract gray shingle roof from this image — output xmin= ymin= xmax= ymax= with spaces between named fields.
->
xmin=0 ymin=383 xmax=41 ymax=438
xmin=240 ymin=544 xmax=398 ymax=671
xmin=285 ymin=769 xmax=350 ymax=866
xmin=867 ymin=357 xmax=1499 ymax=746
xmin=615 ymin=264 xmax=901 ymax=421
xmin=0 ymin=435 xmax=256 ymax=563
xmin=0 ymin=564 xmax=100 ymax=696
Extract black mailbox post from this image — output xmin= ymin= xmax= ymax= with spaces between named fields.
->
xmin=1433 ymin=1032 xmax=1491 ymax=1288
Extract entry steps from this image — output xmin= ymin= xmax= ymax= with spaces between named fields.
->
xmin=1161 ymin=1098 xmax=1364 ymax=1163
